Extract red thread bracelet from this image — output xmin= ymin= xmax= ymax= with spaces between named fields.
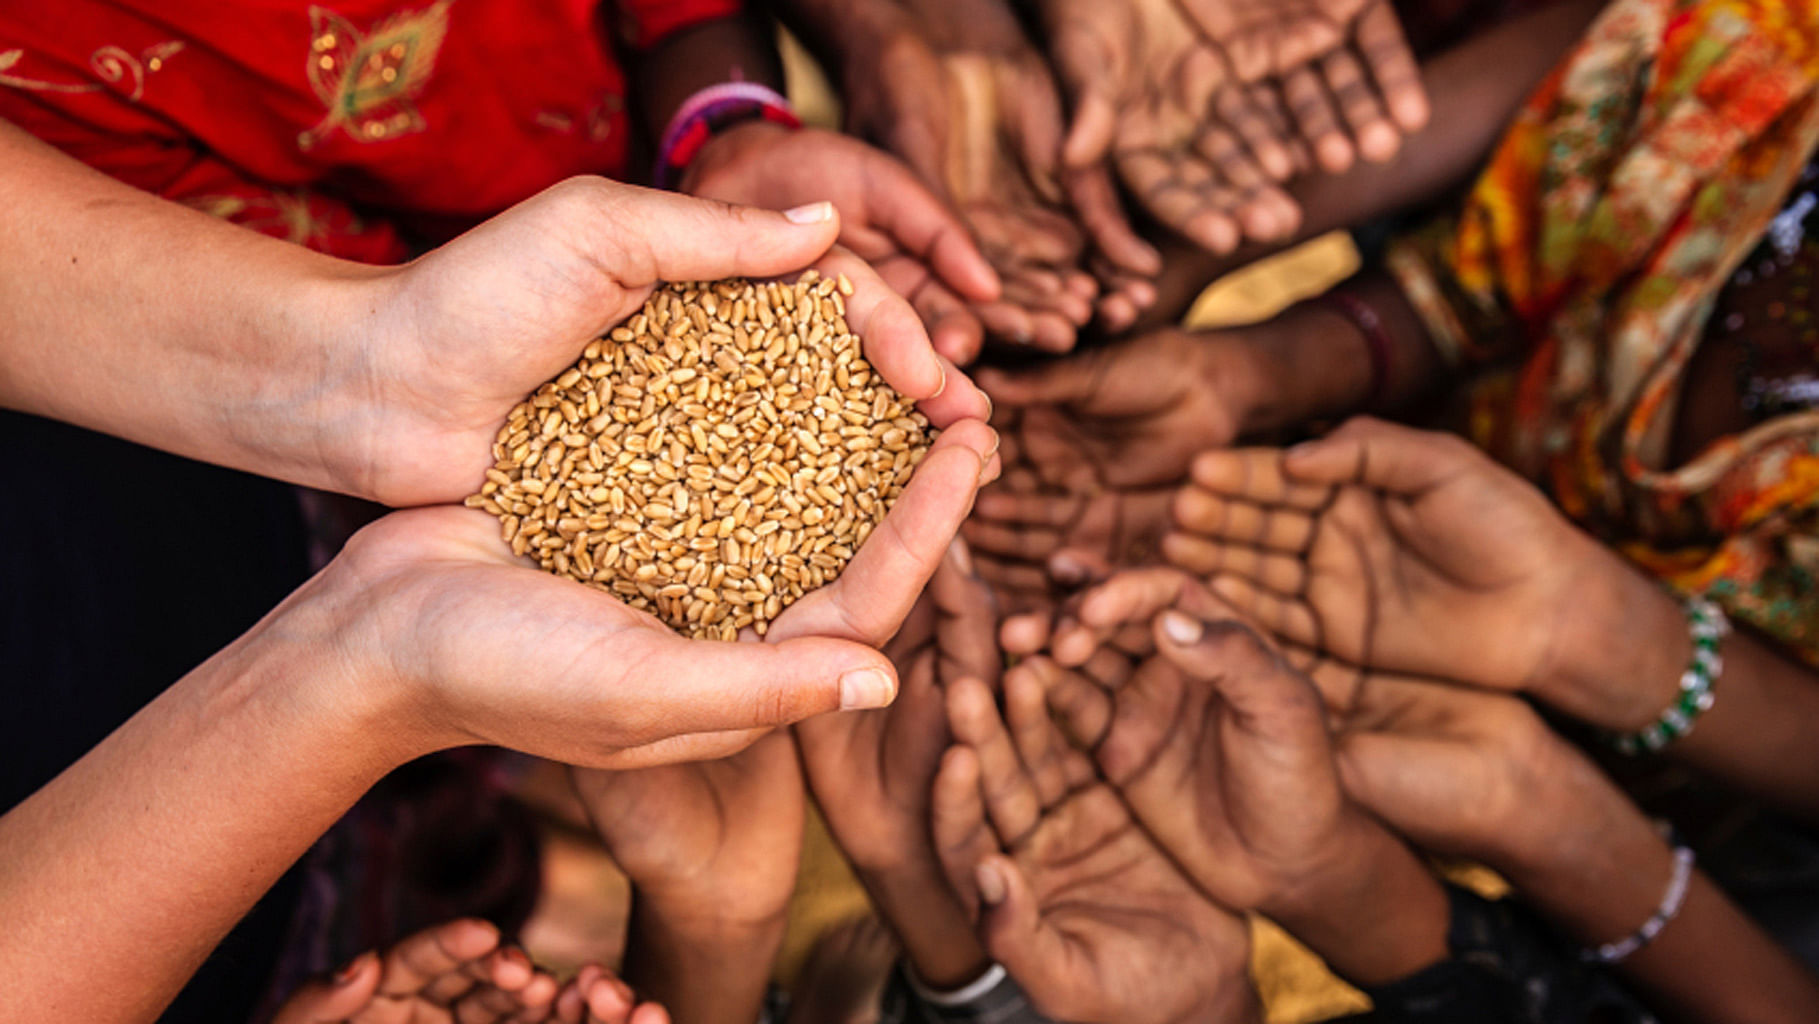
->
xmin=1318 ymin=290 xmax=1393 ymax=411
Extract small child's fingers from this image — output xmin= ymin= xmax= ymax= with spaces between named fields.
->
xmin=1355 ymin=1 xmax=1429 ymax=132
xmin=1207 ymin=575 xmax=1321 ymax=648
xmin=1032 ymin=656 xmax=1114 ymax=750
xmin=1004 ymin=664 xmax=1080 ymax=807
xmin=272 ymin=953 xmax=383 ymax=1024
xmin=946 ymin=676 xmax=1044 ymax=845
xmin=1320 ymin=48 xmax=1400 ymax=163
xmin=962 ymin=518 xmax=1063 ymax=564
xmin=1189 ymin=448 xmax=1335 ymax=508
xmin=380 ymin=920 xmax=501 ymax=998
xmin=975 ymin=488 xmax=1082 ymax=529
xmin=1278 ymin=640 xmax=1371 ymax=719
xmin=999 ymin=606 xmax=1055 ymax=656
xmin=1162 ymin=533 xmax=1309 ymax=596
xmin=1117 ymin=148 xmax=1243 ymax=255
xmin=1280 ymin=65 xmax=1352 ymax=174
xmin=1171 ymin=486 xmax=1317 ymax=551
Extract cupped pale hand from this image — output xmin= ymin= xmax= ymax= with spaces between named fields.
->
xmin=319 ymin=506 xmax=911 ymax=770
xmin=347 ymin=176 xmax=987 ymax=507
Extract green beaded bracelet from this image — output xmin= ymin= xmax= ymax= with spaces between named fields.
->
xmin=1612 ymin=597 xmax=1728 ymax=756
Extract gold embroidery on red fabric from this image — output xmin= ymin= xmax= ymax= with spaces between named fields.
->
xmin=297 ymin=0 xmax=453 ymax=151
xmin=0 ymin=41 xmax=184 ymax=102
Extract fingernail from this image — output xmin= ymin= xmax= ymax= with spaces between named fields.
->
xmin=1050 ymin=555 xmax=1086 ymax=585
xmin=783 ymin=201 xmax=833 ymax=224
xmin=839 ymin=667 xmax=897 ymax=710
xmin=1161 ymin=610 xmax=1204 ymax=646
xmin=976 ymin=862 xmax=1007 ymax=905
xmin=947 ymin=537 xmax=975 ymax=576
xmin=335 ymin=953 xmax=371 ymax=985
xmin=931 ymin=356 xmax=948 ymax=397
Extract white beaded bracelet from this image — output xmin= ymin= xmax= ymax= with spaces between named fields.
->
xmin=1580 ymin=845 xmax=1695 ymax=965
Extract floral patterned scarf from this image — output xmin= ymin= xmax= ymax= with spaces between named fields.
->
xmin=1389 ymin=0 xmax=1819 ymax=660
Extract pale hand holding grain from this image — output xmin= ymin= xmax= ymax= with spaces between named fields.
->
xmin=467 ymin=271 xmax=936 ymax=639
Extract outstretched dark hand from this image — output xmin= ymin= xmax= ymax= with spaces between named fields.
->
xmin=1160 ymin=417 xmax=1606 ymax=713
xmin=932 ymin=666 xmax=1259 ymax=1023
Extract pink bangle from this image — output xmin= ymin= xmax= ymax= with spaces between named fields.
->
xmin=653 ymin=81 xmax=801 ymax=190
xmin=1318 ymin=290 xmax=1393 ymax=411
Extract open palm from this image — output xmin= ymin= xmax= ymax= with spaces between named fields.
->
xmin=933 ymin=671 xmax=1257 ymax=1024
xmin=1161 ymin=418 xmax=1589 ymax=693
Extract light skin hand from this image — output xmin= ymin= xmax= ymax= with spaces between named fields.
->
xmin=1037 ymin=568 xmax=1449 ymax=986
xmin=795 ymin=540 xmax=999 ymax=988
xmin=570 ymin=731 xmax=802 ymax=1024
xmin=931 ymin=668 xmax=1259 ymax=1024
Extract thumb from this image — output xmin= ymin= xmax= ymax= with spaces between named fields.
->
xmin=974 ymin=854 xmax=1048 ymax=974
xmin=1153 ymin=610 xmax=1327 ymax=745
xmin=1050 ymin=23 xmax=1122 ymax=169
xmin=556 ymin=177 xmax=842 ymax=285
xmin=629 ymin=631 xmax=901 ymax=737
xmin=1281 ymin=416 xmax=1476 ymax=496
xmin=974 ymin=353 xmax=1106 ymax=408
xmin=271 ymin=952 xmax=381 ymax=1024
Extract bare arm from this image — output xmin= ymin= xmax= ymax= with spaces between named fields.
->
xmin=0 ymin=117 xmax=381 ymax=495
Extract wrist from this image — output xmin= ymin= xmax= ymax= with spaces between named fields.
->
xmin=1532 ymin=549 xmax=1689 ymax=731
xmin=858 ymin=862 xmax=991 ymax=988
xmin=1234 ymin=303 xmax=1375 ymax=434
xmin=1263 ymin=812 xmax=1450 ymax=987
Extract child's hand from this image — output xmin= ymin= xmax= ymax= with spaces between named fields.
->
xmin=794 ymin=540 xmax=999 ymax=988
xmin=1038 ymin=567 xmax=1451 ymax=986
xmin=932 ymin=670 xmax=1259 ymax=1024
xmin=1162 ymin=417 xmax=1636 ymax=724
xmin=570 ymin=731 xmax=802 ymax=1024
xmin=273 ymin=918 xmax=658 ymax=1024
xmin=570 ymin=731 xmax=804 ymax=933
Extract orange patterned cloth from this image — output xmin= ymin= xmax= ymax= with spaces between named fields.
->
xmin=1389 ymin=0 xmax=1819 ymax=660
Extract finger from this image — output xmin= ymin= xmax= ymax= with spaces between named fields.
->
xmin=1206 ymin=575 xmax=1321 ymax=648
xmin=1048 ymin=547 xmax=1115 ymax=589
xmin=378 ymin=920 xmax=502 ymax=998
xmin=1063 ymin=163 xmax=1163 ymax=277
xmin=546 ymin=180 xmax=841 ymax=289
xmin=1034 ymin=656 xmax=1114 ymax=750
xmin=917 ymin=352 xmax=996 ymax=428
xmin=1280 ymin=416 xmax=1479 ymax=494
xmin=1008 ymin=64 xmax=1069 ymax=204
xmin=1218 ymin=83 xmax=1296 ymax=182
xmin=1153 ymin=610 xmax=1328 ymax=741
xmin=1170 ymin=487 xmax=1316 ymax=551
xmin=1189 ymin=449 xmax=1335 ymax=509
xmin=946 ymin=676 xmax=1043 ymax=845
xmin=1116 ymin=148 xmax=1243 ymax=254
xmin=272 ymin=952 xmax=383 ymax=1024
xmin=856 ymin=155 xmax=1004 ymax=304
xmin=1279 ymin=66 xmax=1353 ymax=174
xmin=975 ymin=488 xmax=1082 ymax=529
xmin=999 ymin=266 xmax=1096 ymax=328
xmin=972 ymin=854 xmax=1058 ymax=989
xmin=590 ymin=726 xmax=770 ymax=770
xmin=1004 ymin=663 xmax=1075 ymax=806
xmin=770 ymin=421 xmax=991 ymax=647
xmin=934 ymin=538 xmax=1004 ymax=685
xmin=454 ymin=984 xmax=521 ymax=1024
xmin=1049 ymin=20 xmax=1124 ymax=168
xmin=931 ymin=745 xmax=998 ymax=915
xmin=1000 ymin=607 xmax=1055 ymax=656
xmin=977 ymin=556 xmax=1057 ymax=615
xmin=1162 ymin=533 xmax=1308 ymax=594
xmin=628 ymin=1004 xmax=671 ymax=1024
xmin=1078 ymin=645 xmax=1136 ymax=692
xmin=1320 ymin=48 xmax=1400 ymax=164
xmin=961 ymin=517 xmax=1063 ymax=564
xmin=814 ymin=247 xmax=949 ymax=408
xmin=973 ymin=351 xmax=1107 ymax=409
xmin=1355 ymin=1 xmax=1430 ymax=132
